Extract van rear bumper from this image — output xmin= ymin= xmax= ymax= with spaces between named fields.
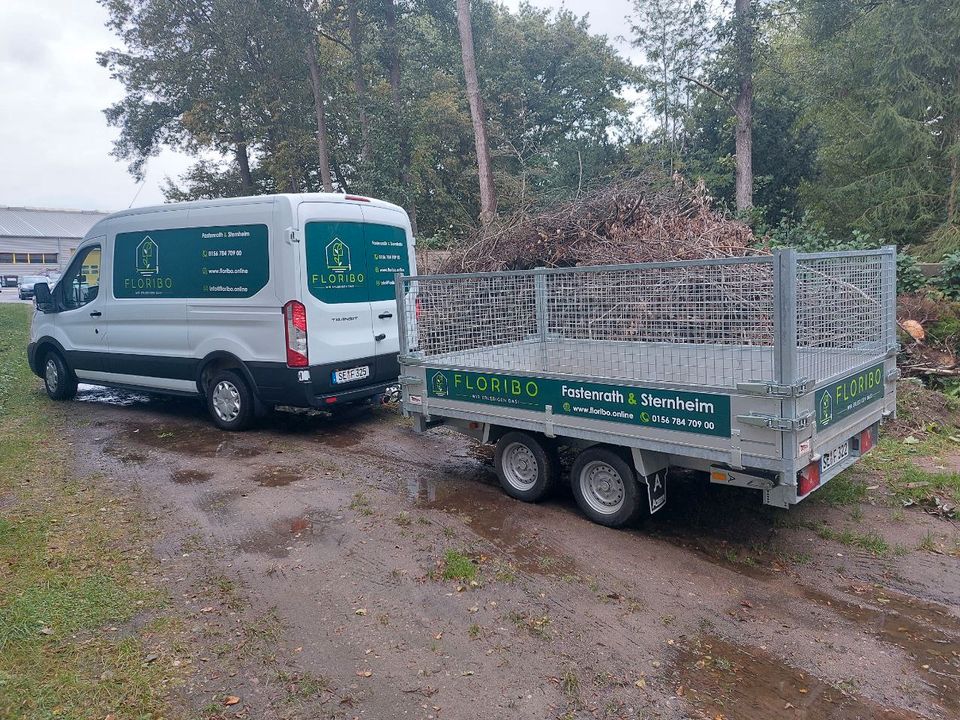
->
xmin=248 ymin=352 xmax=399 ymax=408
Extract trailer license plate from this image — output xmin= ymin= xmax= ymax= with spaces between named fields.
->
xmin=821 ymin=441 xmax=850 ymax=473
xmin=332 ymin=366 xmax=370 ymax=384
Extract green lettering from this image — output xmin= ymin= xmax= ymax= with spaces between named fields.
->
xmin=511 ymin=380 xmax=521 ymax=395
xmin=477 ymin=377 xmax=487 ymax=392
xmin=491 ymin=378 xmax=501 ymax=393
xmin=525 ymin=381 xmax=538 ymax=398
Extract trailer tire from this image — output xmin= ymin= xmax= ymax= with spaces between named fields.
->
xmin=494 ymin=432 xmax=558 ymax=502
xmin=571 ymin=447 xmax=644 ymax=528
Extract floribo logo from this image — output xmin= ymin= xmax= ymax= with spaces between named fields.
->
xmin=819 ymin=392 xmax=833 ymax=426
xmin=431 ymin=372 xmax=449 ymax=397
xmin=136 ymin=236 xmax=159 ymax=275
xmin=326 ymin=238 xmax=351 ymax=272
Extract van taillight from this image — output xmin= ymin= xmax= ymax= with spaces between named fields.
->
xmin=283 ymin=300 xmax=308 ymax=367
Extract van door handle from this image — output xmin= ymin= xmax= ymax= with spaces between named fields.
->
xmin=375 ymin=333 xmax=386 ymax=341
xmin=89 ymin=311 xmax=102 ymax=317
xmin=378 ymin=311 xmax=393 ymax=319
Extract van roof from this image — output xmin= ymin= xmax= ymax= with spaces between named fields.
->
xmin=92 ymin=193 xmax=406 ymax=227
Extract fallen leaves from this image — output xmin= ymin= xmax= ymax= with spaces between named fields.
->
xmin=223 ymin=695 xmax=240 ymax=706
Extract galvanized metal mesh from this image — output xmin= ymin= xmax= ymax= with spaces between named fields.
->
xmin=401 ymin=258 xmax=777 ymax=388
xmin=796 ymin=251 xmax=894 ymax=383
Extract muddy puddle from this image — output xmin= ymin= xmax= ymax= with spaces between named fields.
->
xmin=804 ymin=585 xmax=960 ymax=713
xmin=408 ymin=472 xmax=577 ymax=578
xmin=672 ymin=634 xmax=924 ymax=720
xmin=103 ymin=443 xmax=147 ymax=464
xmin=123 ymin=422 xmax=264 ymax=458
xmin=254 ymin=465 xmax=304 ymax=487
xmin=236 ymin=513 xmax=324 ymax=558
xmin=172 ymin=468 xmax=213 ymax=484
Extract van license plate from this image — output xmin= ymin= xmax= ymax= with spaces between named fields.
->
xmin=332 ymin=366 xmax=370 ymax=384
xmin=821 ymin=441 xmax=850 ymax=473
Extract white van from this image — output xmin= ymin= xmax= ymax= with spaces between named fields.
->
xmin=27 ymin=193 xmax=416 ymax=430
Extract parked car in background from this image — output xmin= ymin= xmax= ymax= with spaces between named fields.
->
xmin=2 ymin=275 xmax=18 ymax=288
xmin=18 ymin=275 xmax=49 ymax=300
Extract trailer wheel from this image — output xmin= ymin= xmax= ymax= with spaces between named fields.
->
xmin=494 ymin=432 xmax=558 ymax=502
xmin=571 ymin=447 xmax=643 ymax=528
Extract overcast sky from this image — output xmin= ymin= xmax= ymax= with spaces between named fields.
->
xmin=0 ymin=0 xmax=638 ymax=214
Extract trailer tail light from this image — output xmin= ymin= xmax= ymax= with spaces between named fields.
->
xmin=798 ymin=461 xmax=821 ymax=497
xmin=857 ymin=427 xmax=875 ymax=455
xmin=415 ymin=295 xmax=422 ymax=320
xmin=283 ymin=300 xmax=309 ymax=367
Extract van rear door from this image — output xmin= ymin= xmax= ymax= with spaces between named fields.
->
xmin=298 ymin=202 xmax=376 ymax=374
xmin=359 ymin=204 xmax=413 ymax=360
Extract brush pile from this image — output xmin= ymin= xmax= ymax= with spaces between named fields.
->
xmin=441 ymin=174 xmax=760 ymax=272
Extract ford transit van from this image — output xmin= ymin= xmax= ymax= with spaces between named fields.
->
xmin=27 ymin=193 xmax=416 ymax=430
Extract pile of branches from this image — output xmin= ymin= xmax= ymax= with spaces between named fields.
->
xmin=441 ymin=174 xmax=760 ymax=273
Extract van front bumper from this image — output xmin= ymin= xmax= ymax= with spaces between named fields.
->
xmin=27 ymin=342 xmax=39 ymax=376
xmin=248 ymin=352 xmax=399 ymax=408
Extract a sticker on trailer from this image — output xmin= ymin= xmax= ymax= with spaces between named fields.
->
xmin=815 ymin=362 xmax=885 ymax=430
xmin=425 ymin=368 xmax=732 ymax=438
xmin=646 ymin=470 xmax=667 ymax=513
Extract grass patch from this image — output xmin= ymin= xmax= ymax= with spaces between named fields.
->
xmin=815 ymin=472 xmax=868 ymax=507
xmin=0 ymin=305 xmax=180 ymax=719
xmin=441 ymin=550 xmax=477 ymax=581
xmin=892 ymin=465 xmax=960 ymax=505
xmin=809 ymin=522 xmax=891 ymax=556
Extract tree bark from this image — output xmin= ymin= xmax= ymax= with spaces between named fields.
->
xmin=306 ymin=39 xmax=334 ymax=192
xmin=235 ymin=138 xmax=254 ymax=194
xmin=384 ymin=0 xmax=417 ymax=233
xmin=345 ymin=0 xmax=372 ymax=165
xmin=734 ymin=0 xmax=753 ymax=211
xmin=455 ymin=0 xmax=497 ymax=227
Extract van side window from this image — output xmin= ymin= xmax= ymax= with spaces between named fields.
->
xmin=61 ymin=245 xmax=102 ymax=310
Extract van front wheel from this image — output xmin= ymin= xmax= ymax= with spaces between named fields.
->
xmin=42 ymin=351 xmax=77 ymax=401
xmin=207 ymin=370 xmax=254 ymax=431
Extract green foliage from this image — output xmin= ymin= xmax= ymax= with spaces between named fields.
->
xmin=939 ymin=251 xmax=960 ymax=299
xmin=897 ymin=253 xmax=926 ymax=294
xmin=793 ymin=0 xmax=960 ymax=245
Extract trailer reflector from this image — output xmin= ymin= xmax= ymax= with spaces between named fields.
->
xmin=798 ymin=461 xmax=821 ymax=496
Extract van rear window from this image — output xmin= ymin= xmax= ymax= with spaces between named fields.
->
xmin=113 ymin=224 xmax=269 ymax=298
xmin=305 ymin=222 xmax=409 ymax=304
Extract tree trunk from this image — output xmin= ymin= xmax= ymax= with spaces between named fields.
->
xmin=384 ymin=0 xmax=417 ymax=234
xmin=346 ymin=0 xmax=372 ymax=165
xmin=734 ymin=0 xmax=753 ymax=211
xmin=950 ymin=150 xmax=958 ymax=225
xmin=455 ymin=0 xmax=497 ymax=227
xmin=235 ymin=138 xmax=254 ymax=194
xmin=306 ymin=40 xmax=334 ymax=192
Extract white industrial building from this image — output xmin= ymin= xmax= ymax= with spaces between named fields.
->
xmin=0 ymin=206 xmax=108 ymax=280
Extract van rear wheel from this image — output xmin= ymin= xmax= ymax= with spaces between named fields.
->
xmin=493 ymin=431 xmax=558 ymax=502
xmin=207 ymin=370 xmax=254 ymax=431
xmin=42 ymin=351 xmax=77 ymax=401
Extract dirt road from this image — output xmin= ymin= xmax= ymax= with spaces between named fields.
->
xmin=69 ymin=386 xmax=960 ymax=720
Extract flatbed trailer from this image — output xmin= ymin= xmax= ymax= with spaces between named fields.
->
xmin=395 ymin=248 xmax=898 ymax=526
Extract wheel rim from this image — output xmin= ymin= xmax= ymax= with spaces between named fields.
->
xmin=501 ymin=442 xmax=539 ymax=491
xmin=579 ymin=460 xmax=626 ymax=515
xmin=212 ymin=380 xmax=241 ymax=422
xmin=45 ymin=358 xmax=59 ymax=391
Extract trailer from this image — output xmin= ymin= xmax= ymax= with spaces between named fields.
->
xmin=394 ymin=248 xmax=898 ymax=527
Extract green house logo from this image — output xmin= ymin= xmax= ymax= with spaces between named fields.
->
xmin=431 ymin=372 xmax=449 ymax=397
xmin=136 ymin=236 xmax=158 ymax=275
xmin=325 ymin=238 xmax=351 ymax=272
xmin=819 ymin=392 xmax=833 ymax=427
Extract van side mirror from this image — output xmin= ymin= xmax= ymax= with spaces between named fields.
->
xmin=33 ymin=282 xmax=54 ymax=312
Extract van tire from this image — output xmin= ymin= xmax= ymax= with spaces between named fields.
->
xmin=494 ymin=431 xmax=558 ymax=502
xmin=206 ymin=370 xmax=254 ymax=431
xmin=570 ymin=447 xmax=644 ymax=528
xmin=42 ymin=350 xmax=78 ymax=401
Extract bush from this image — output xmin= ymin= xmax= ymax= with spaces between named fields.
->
xmin=768 ymin=215 xmax=927 ymax=293
xmin=939 ymin=251 xmax=960 ymax=299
